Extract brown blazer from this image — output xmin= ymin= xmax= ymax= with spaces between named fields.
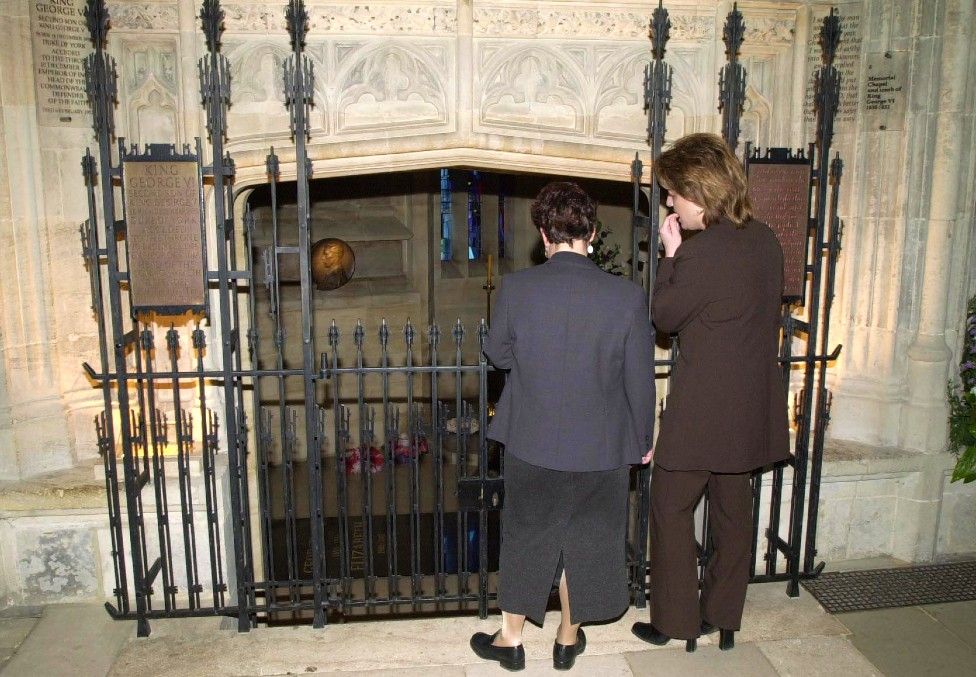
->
xmin=651 ymin=217 xmax=790 ymax=473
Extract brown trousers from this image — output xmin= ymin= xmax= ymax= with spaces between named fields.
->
xmin=649 ymin=465 xmax=753 ymax=640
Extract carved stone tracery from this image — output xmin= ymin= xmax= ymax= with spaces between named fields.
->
xmin=107 ymin=3 xmax=179 ymax=31
xmin=336 ymin=43 xmax=449 ymax=132
xmin=479 ymin=45 xmax=586 ymax=134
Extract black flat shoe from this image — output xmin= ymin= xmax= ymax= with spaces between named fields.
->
xmin=553 ymin=628 xmax=586 ymax=670
xmin=470 ymin=631 xmax=525 ymax=671
xmin=700 ymin=622 xmax=735 ymax=650
xmin=631 ymin=622 xmax=696 ymax=652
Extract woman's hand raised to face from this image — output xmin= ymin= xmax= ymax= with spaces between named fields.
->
xmin=660 ymin=213 xmax=683 ymax=258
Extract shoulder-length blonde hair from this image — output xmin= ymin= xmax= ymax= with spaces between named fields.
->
xmin=653 ymin=133 xmax=753 ymax=227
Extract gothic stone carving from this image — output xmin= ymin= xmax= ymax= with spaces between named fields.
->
xmin=335 ymin=42 xmax=450 ymax=133
xmin=478 ymin=44 xmax=586 ymax=134
xmin=744 ymin=17 xmax=796 ymax=45
xmin=120 ymin=40 xmax=181 ymax=144
xmin=226 ymin=40 xmax=300 ymax=140
xmin=310 ymin=4 xmax=456 ymax=34
xmin=222 ymin=3 xmax=455 ymax=34
xmin=107 ymin=3 xmax=179 ymax=31
xmin=473 ymin=6 xmax=714 ymax=41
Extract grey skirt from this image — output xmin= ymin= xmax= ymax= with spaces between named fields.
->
xmin=497 ymin=453 xmax=631 ymax=625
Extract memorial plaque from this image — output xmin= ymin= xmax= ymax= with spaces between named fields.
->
xmin=747 ymin=162 xmax=810 ymax=301
xmin=30 ymin=0 xmax=91 ymax=127
xmin=863 ymin=51 xmax=908 ymax=132
xmin=124 ymin=159 xmax=206 ymax=314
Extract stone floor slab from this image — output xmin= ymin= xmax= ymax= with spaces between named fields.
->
xmin=323 ymin=666 xmax=465 ymax=677
xmin=921 ymin=601 xmax=976 ymax=651
xmin=1 ymin=604 xmax=133 ymax=677
xmin=756 ymin=636 xmax=881 ymax=676
xmin=823 ymin=556 xmax=911 ymax=572
xmin=0 ymin=618 xmax=37 ymax=652
xmin=0 ymin=608 xmax=42 ymax=621
xmin=109 ymin=605 xmax=667 ymax=676
xmin=839 ymin=606 xmax=976 ymax=677
xmin=624 ymin=643 xmax=779 ymax=676
xmin=107 ymin=583 xmax=833 ymax=675
xmin=733 ymin=582 xmax=848 ymax=644
xmin=466 ymin=653 xmax=633 ymax=677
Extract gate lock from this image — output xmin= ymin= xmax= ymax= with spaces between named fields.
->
xmin=457 ymin=477 xmax=505 ymax=512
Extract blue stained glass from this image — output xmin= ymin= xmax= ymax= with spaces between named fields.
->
xmin=497 ymin=175 xmax=506 ymax=259
xmin=467 ymin=170 xmax=482 ymax=260
xmin=440 ymin=168 xmax=452 ymax=262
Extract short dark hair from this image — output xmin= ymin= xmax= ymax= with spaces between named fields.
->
xmin=654 ymin=133 xmax=753 ymax=227
xmin=530 ymin=181 xmax=597 ymax=245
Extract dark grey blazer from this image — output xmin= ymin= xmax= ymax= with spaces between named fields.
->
xmin=484 ymin=251 xmax=656 ymax=472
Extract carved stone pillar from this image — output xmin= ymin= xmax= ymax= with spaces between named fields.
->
xmin=901 ymin=0 xmax=975 ymax=452
xmin=0 ymin=0 xmax=74 ymax=478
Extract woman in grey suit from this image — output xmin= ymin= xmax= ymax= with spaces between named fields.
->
xmin=470 ymin=182 xmax=656 ymax=671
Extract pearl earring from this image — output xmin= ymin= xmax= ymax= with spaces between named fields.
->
xmin=586 ymin=244 xmax=594 ymax=254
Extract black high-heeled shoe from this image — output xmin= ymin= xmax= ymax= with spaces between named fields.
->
xmin=700 ymin=621 xmax=735 ymax=650
xmin=631 ymin=622 xmax=697 ymax=652
xmin=553 ymin=628 xmax=586 ymax=670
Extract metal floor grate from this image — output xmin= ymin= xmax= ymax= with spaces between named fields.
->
xmin=800 ymin=561 xmax=976 ymax=613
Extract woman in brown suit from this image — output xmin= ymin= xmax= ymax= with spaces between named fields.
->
xmin=631 ymin=133 xmax=791 ymax=652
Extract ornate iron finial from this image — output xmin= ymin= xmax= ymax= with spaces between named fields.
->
xmin=820 ymin=8 xmax=842 ymax=67
xmin=354 ymin=320 xmax=365 ymax=348
xmin=814 ymin=10 xmax=842 ymax=152
xmin=84 ymin=0 xmax=110 ymax=48
xmin=166 ymin=325 xmax=180 ymax=351
xmin=723 ymin=2 xmax=746 ymax=56
xmin=84 ymin=52 xmax=118 ymax=137
xmin=650 ymin=0 xmax=670 ymax=61
xmin=284 ymin=52 xmax=315 ymax=141
xmin=266 ymin=148 xmax=280 ymax=178
xmin=286 ymin=0 xmax=310 ymax=50
xmin=200 ymin=0 xmax=224 ymax=53
xmin=644 ymin=52 xmax=672 ymax=146
xmin=452 ymin=318 xmax=464 ymax=345
xmin=198 ymin=0 xmax=231 ymax=143
xmin=198 ymin=54 xmax=231 ymax=141
xmin=81 ymin=150 xmax=97 ymax=184
xmin=719 ymin=2 xmax=747 ymax=149
xmin=329 ymin=319 xmax=340 ymax=348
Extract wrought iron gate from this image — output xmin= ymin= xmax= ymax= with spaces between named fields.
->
xmin=80 ymin=0 xmax=844 ymax=637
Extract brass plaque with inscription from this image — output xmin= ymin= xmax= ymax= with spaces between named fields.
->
xmin=124 ymin=160 xmax=206 ymax=314
xmin=747 ymin=163 xmax=810 ymax=301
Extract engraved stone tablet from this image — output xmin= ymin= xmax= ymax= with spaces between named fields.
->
xmin=863 ymin=51 xmax=908 ymax=132
xmin=124 ymin=160 xmax=206 ymax=314
xmin=30 ymin=0 xmax=91 ymax=127
xmin=747 ymin=163 xmax=810 ymax=301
